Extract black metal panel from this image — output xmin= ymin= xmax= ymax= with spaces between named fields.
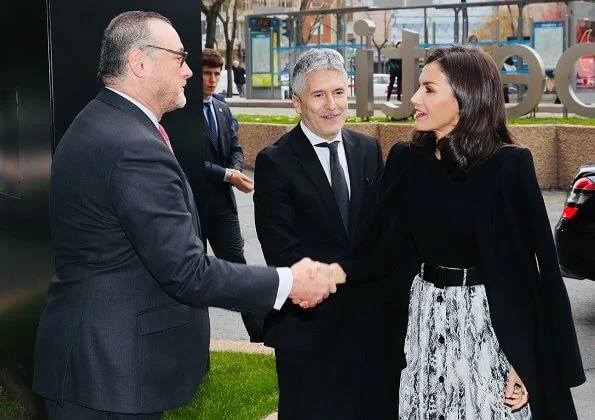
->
xmin=0 ymin=1 xmax=205 ymax=415
xmin=0 ymin=0 xmax=53 ymax=414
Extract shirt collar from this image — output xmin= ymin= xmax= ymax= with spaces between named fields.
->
xmin=300 ymin=121 xmax=342 ymax=148
xmin=106 ymin=87 xmax=159 ymax=128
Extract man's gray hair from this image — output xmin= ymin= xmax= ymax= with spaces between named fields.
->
xmin=98 ymin=11 xmax=171 ymax=84
xmin=291 ymin=48 xmax=348 ymax=96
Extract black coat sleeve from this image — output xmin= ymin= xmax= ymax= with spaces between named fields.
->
xmin=517 ymin=148 xmax=585 ymax=388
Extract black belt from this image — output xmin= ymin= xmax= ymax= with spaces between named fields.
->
xmin=420 ymin=263 xmax=482 ymax=289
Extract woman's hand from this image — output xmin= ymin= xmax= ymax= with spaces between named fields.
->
xmin=504 ymin=366 xmax=529 ymax=411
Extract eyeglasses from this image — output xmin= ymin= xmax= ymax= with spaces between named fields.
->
xmin=142 ymin=45 xmax=188 ymax=67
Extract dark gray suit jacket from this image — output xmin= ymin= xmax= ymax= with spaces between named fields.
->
xmin=32 ymin=88 xmax=279 ymax=414
xmin=203 ymin=96 xmax=243 ymax=212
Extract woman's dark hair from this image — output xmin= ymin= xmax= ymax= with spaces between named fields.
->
xmin=410 ymin=46 xmax=516 ymax=176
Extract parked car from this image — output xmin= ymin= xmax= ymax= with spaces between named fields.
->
xmin=554 ymin=164 xmax=595 ymax=280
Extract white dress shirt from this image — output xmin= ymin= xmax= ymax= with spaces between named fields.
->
xmin=300 ymin=121 xmax=351 ymax=197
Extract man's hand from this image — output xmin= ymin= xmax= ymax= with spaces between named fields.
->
xmin=227 ymin=169 xmax=254 ymax=193
xmin=288 ymin=258 xmax=337 ymax=309
xmin=318 ymin=263 xmax=346 ymax=286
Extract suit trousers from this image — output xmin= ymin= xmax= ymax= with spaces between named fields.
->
xmin=206 ymin=192 xmax=264 ymax=342
xmin=44 ymin=399 xmax=163 ymax=420
xmin=274 ymin=302 xmax=400 ymax=420
xmin=275 ymin=348 xmax=360 ymax=420
xmin=206 ymin=193 xmax=245 ymax=264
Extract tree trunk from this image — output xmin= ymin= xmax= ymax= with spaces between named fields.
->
xmin=226 ymin=39 xmax=234 ymax=97
xmin=202 ymin=0 xmax=225 ymax=49
xmin=205 ymin=11 xmax=219 ymax=49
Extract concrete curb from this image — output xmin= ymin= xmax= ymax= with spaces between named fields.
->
xmin=209 ymin=339 xmax=274 ymax=354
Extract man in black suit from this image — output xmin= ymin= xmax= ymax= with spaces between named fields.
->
xmin=32 ymin=11 xmax=338 ymax=419
xmin=254 ymin=49 xmax=393 ymax=419
xmin=200 ymin=48 xmax=264 ymax=342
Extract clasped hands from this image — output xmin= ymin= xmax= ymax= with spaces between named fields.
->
xmin=288 ymin=258 xmax=346 ymax=309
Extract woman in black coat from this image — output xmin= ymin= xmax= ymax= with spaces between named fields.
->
xmin=342 ymin=46 xmax=585 ymax=419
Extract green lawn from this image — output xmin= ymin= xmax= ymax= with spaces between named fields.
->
xmin=0 ymin=386 xmax=30 ymax=420
xmin=1 ymin=351 xmax=278 ymax=420
xmin=236 ymin=114 xmax=595 ymax=126
xmin=164 ymin=351 xmax=278 ymax=420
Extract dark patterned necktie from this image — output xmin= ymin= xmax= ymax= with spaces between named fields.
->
xmin=157 ymin=124 xmax=173 ymax=152
xmin=315 ymin=141 xmax=350 ymax=231
xmin=203 ymin=102 xmax=219 ymax=151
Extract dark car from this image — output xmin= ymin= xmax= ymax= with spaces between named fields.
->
xmin=555 ymin=164 xmax=595 ymax=280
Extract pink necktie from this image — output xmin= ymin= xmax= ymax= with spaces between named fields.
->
xmin=157 ymin=124 xmax=173 ymax=152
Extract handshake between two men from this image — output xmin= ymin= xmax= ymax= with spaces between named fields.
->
xmin=288 ymin=258 xmax=346 ymax=309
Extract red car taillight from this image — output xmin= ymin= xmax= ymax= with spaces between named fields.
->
xmin=561 ymin=177 xmax=595 ymax=220
xmin=562 ymin=206 xmax=579 ymax=219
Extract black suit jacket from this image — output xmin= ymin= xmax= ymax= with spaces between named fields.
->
xmin=203 ymin=96 xmax=243 ymax=212
xmin=357 ymin=142 xmax=585 ymax=419
xmin=254 ymin=124 xmax=384 ymax=351
xmin=32 ymin=88 xmax=279 ymax=414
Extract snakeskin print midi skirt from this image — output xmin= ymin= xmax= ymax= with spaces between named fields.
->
xmin=398 ymin=275 xmax=532 ymax=420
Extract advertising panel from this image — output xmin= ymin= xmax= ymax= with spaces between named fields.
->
xmin=533 ymin=21 xmax=565 ymax=70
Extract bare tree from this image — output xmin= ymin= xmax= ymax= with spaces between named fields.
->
xmin=370 ymin=11 xmax=395 ymax=74
xmin=296 ymin=0 xmax=335 ymax=46
xmin=294 ymin=0 xmax=311 ymax=46
xmin=218 ymin=0 xmax=241 ymax=97
xmin=202 ymin=0 xmax=226 ymax=49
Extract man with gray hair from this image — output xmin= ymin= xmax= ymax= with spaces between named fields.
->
xmin=32 ymin=12 xmax=340 ymax=419
xmin=254 ymin=48 xmax=395 ymax=418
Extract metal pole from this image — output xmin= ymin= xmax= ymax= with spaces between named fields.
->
xmin=566 ymin=1 xmax=573 ymax=50
xmin=270 ymin=26 xmax=274 ymax=99
xmin=424 ymin=8 xmax=428 ymax=44
xmin=337 ymin=12 xmax=345 ymax=60
xmin=517 ymin=4 xmax=524 ymax=40
xmin=318 ymin=20 xmax=322 ymax=47
xmin=246 ymin=24 xmax=251 ymax=99
xmin=454 ymin=7 xmax=460 ymax=43
xmin=462 ymin=0 xmax=468 ymax=43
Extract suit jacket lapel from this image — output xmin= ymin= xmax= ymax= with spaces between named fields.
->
xmin=342 ymin=130 xmax=364 ymax=237
xmin=97 ymin=88 xmax=157 ymax=137
xmin=96 ymin=88 xmax=202 ymax=240
xmin=291 ymin=126 xmax=347 ymax=241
